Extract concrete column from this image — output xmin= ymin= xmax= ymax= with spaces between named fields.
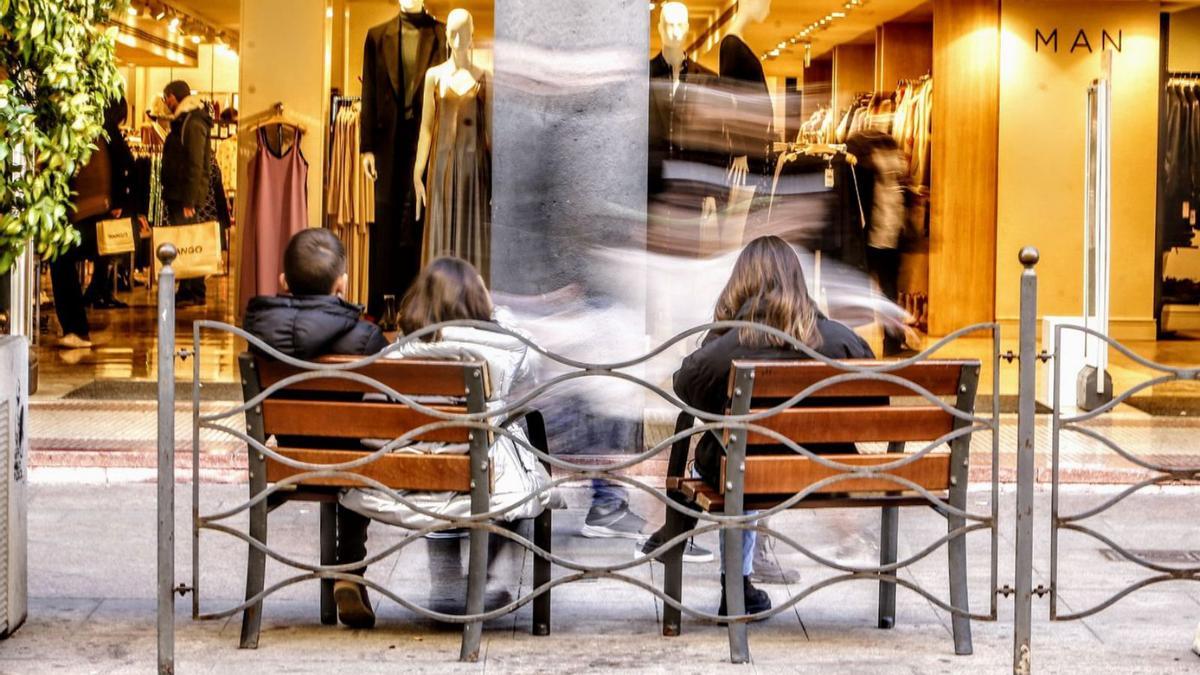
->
xmin=237 ymin=0 xmax=332 ymax=230
xmin=492 ymin=0 xmax=649 ymax=300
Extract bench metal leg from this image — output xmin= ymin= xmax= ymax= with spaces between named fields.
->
xmin=878 ymin=440 xmax=903 ymax=630
xmin=532 ymin=509 xmax=551 ymax=636
xmin=239 ymin=468 xmax=268 ymax=649
xmin=947 ymin=479 xmax=973 ymax=655
xmin=661 ymin=506 xmax=688 ymax=637
xmin=319 ymin=502 xmax=337 ymax=626
xmin=723 ymin=523 xmax=749 ymax=664
xmin=459 ymin=524 xmax=488 ymax=662
xmin=877 ymin=505 xmax=898 ymax=629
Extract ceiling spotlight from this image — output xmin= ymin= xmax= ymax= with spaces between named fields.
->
xmin=190 ymin=33 xmax=201 ymax=44
xmin=832 ymin=11 xmax=845 ymax=18
xmin=154 ymin=5 xmax=166 ymax=20
xmin=168 ymin=16 xmax=180 ymax=32
xmin=126 ymin=5 xmax=138 ymax=16
xmin=769 ymin=48 xmax=780 ymax=57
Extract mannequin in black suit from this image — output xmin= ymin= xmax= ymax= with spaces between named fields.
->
xmin=648 ymin=2 xmax=722 ymax=255
xmin=360 ymin=0 xmax=447 ymax=318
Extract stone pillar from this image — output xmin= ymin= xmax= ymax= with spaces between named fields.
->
xmin=492 ymin=0 xmax=648 ymax=300
xmin=237 ymin=0 xmax=332 ymax=231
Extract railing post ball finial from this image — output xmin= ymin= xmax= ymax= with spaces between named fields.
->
xmin=157 ymin=242 xmax=179 ymax=266
xmin=1018 ymin=246 xmax=1040 ymax=268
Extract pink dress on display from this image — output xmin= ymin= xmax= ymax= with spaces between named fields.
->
xmin=239 ymin=125 xmax=308 ymax=313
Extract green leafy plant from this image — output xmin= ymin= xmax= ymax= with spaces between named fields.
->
xmin=0 ymin=0 xmax=127 ymax=273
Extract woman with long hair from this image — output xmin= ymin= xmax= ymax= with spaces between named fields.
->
xmin=647 ymin=235 xmax=874 ymax=616
xmin=335 ymin=256 xmax=551 ymax=628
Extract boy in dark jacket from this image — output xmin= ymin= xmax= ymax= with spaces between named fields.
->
xmin=243 ymin=228 xmax=388 ymax=359
xmin=242 ymin=228 xmax=386 ymax=631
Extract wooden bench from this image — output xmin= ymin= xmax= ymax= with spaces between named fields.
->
xmin=238 ymin=352 xmax=552 ymax=659
xmin=658 ymin=358 xmax=980 ymax=661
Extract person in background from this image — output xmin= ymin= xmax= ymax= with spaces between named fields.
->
xmin=50 ymin=95 xmax=133 ymax=349
xmin=84 ymin=99 xmax=134 ymax=311
xmin=643 ymin=235 xmax=875 ymax=616
xmin=160 ymin=79 xmax=213 ymax=307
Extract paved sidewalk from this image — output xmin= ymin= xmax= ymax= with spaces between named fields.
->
xmin=4 ymin=483 xmax=1200 ymax=673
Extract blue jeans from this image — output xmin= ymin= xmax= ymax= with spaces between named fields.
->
xmin=719 ymin=513 xmax=758 ymax=576
xmin=590 ymin=479 xmax=627 ymax=512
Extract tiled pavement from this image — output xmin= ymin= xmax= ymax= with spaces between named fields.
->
xmin=5 ymin=483 xmax=1200 ymax=673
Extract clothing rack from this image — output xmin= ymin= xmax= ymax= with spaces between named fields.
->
xmin=1166 ymin=72 xmax=1200 ymax=85
xmin=329 ymin=94 xmax=361 ymax=131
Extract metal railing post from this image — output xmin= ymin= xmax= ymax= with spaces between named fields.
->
xmin=157 ymin=244 xmax=178 ymax=675
xmin=1013 ymin=247 xmax=1040 ymax=674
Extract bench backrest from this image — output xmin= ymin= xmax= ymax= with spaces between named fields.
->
xmin=240 ymin=352 xmax=492 ymax=492
xmin=720 ymin=359 xmax=981 ymax=495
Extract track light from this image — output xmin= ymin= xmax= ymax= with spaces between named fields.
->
xmin=126 ymin=4 xmax=138 ymax=16
xmin=168 ymin=16 xmax=180 ymax=32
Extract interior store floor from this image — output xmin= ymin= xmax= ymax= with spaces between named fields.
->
xmin=35 ymin=275 xmax=1200 ymax=403
xmin=36 ymin=273 xmax=241 ymax=400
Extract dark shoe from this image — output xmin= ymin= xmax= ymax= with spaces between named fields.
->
xmin=334 ymin=580 xmax=376 ymax=629
xmin=93 ymin=296 xmax=128 ymax=310
xmin=485 ymin=587 xmax=514 ymax=612
xmin=424 ymin=527 xmax=469 ymax=540
xmin=717 ymin=575 xmax=772 ymax=619
xmin=639 ymin=537 xmax=714 ymax=564
xmin=581 ymin=503 xmax=647 ymax=539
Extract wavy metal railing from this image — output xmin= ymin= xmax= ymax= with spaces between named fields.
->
xmin=1050 ymin=324 xmax=1200 ymax=621
xmin=183 ymin=307 xmax=1001 ymax=663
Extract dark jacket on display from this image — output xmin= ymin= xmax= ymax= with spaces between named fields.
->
xmin=719 ymin=34 xmax=774 ymax=174
xmin=674 ymin=308 xmax=875 ymax=487
xmin=648 ymin=53 xmax=722 ymax=196
xmin=162 ymin=96 xmax=214 ymax=208
xmin=360 ymin=10 xmax=446 ymax=207
xmin=243 ymin=295 xmax=389 ymax=360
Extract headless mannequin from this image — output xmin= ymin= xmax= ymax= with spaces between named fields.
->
xmin=362 ymin=0 xmax=425 ymax=181
xmin=724 ymin=0 xmax=771 ymax=186
xmin=359 ymin=0 xmax=446 ymax=316
xmin=413 ymin=8 xmax=483 ymax=219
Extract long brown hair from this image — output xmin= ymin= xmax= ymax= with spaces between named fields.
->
xmin=399 ymin=257 xmax=494 ymax=341
xmin=713 ymin=235 xmax=822 ymax=349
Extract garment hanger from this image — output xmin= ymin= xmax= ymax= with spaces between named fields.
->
xmin=243 ymin=102 xmax=311 ymax=134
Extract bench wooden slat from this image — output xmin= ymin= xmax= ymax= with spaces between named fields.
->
xmin=262 ymin=399 xmax=472 ymax=443
xmin=677 ymin=479 xmax=937 ymax=511
xmin=265 ymin=448 xmax=475 ymax=491
xmin=742 ymin=406 xmax=956 ymax=445
xmin=256 ymin=356 xmax=489 ymax=398
xmin=723 ymin=453 xmax=951 ymax=495
xmin=730 ymin=360 xmax=974 ymax=399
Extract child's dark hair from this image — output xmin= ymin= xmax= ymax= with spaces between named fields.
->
xmin=283 ymin=229 xmax=346 ymax=296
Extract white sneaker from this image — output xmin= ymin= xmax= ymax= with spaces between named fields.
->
xmin=58 ymin=333 xmax=92 ymax=349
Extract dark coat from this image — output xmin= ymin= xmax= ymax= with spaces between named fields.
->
xmin=719 ymin=34 xmax=774 ymax=174
xmin=360 ymin=10 xmax=446 ymax=211
xmin=243 ymin=295 xmax=388 ymax=360
xmin=674 ymin=312 xmax=875 ymax=487
xmin=162 ymin=98 xmax=213 ymax=208
xmin=648 ymin=53 xmax=721 ymax=196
